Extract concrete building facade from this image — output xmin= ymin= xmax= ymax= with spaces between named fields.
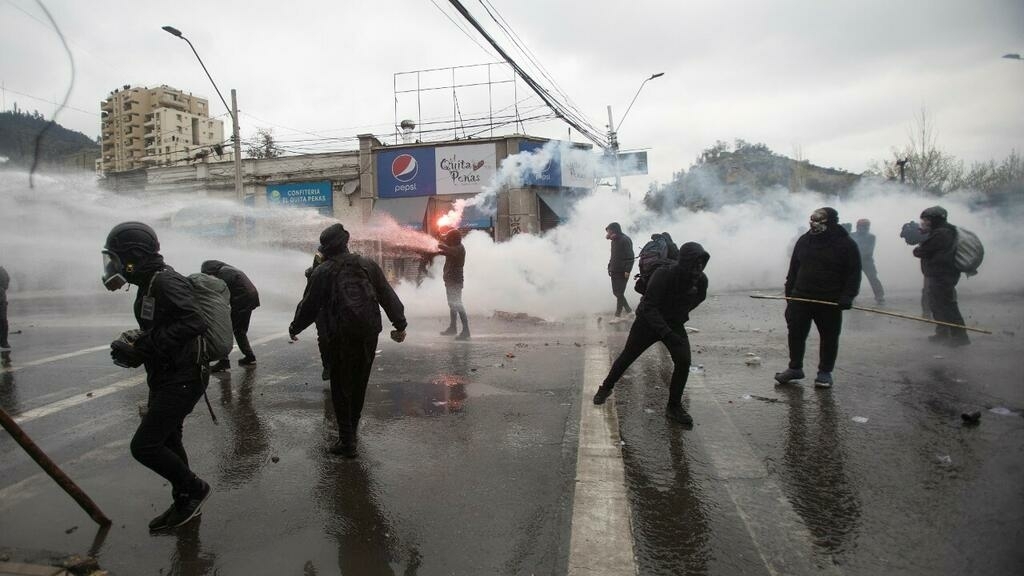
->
xmin=100 ymin=84 xmax=225 ymax=173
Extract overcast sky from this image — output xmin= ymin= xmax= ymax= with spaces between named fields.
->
xmin=2 ymin=0 xmax=1021 ymax=190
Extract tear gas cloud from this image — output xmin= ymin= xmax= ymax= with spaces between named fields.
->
xmin=2 ymin=144 xmax=1021 ymax=323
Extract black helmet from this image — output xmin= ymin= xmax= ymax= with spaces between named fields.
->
xmin=921 ymin=206 xmax=948 ymax=223
xmin=105 ymin=222 xmax=160 ymax=255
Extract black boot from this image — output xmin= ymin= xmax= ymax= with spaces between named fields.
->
xmin=455 ymin=311 xmax=470 ymax=340
xmin=210 ymin=359 xmax=230 ymax=372
xmin=440 ymin=310 xmax=457 ymax=336
xmin=666 ymin=403 xmax=693 ymax=426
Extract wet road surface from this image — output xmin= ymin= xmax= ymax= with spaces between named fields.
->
xmin=1 ymin=291 xmax=1022 ymax=575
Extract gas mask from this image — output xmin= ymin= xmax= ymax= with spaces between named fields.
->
xmin=809 ymin=210 xmax=829 ymax=234
xmin=101 ymin=250 xmax=129 ymax=291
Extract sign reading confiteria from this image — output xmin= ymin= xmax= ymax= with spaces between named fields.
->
xmin=266 ymin=180 xmax=333 ymax=215
xmin=377 ymin=144 xmax=497 ymax=198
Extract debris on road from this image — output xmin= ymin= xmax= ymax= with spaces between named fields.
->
xmin=988 ymin=406 xmax=1019 ymax=417
xmin=492 ymin=310 xmax=546 ymax=324
xmin=744 ymin=356 xmax=762 ymax=366
xmin=685 ymin=326 xmax=700 ymax=333
xmin=271 ymin=456 xmax=280 ymax=463
xmin=689 ymin=365 xmax=704 ymax=374
xmin=852 ymin=416 xmax=869 ymax=423
xmin=961 ymin=411 xmax=981 ymax=425
xmin=505 ymin=352 xmax=515 ymax=358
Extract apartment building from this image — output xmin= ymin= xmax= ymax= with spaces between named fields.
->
xmin=100 ymin=84 xmax=225 ymax=173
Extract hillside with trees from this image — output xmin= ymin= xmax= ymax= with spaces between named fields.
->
xmin=0 ymin=108 xmax=99 ymax=169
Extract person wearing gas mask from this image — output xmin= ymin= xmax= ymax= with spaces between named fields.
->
xmin=200 ymin=260 xmax=260 ymax=370
xmin=101 ymin=222 xmax=211 ymax=531
xmin=775 ymin=208 xmax=861 ymax=388
xmin=850 ymin=219 xmax=885 ymax=305
xmin=593 ymin=242 xmax=710 ymax=427
xmin=437 ymin=228 xmax=470 ymax=340
xmin=913 ymin=206 xmax=969 ymax=346
xmin=289 ymin=224 xmax=408 ymax=458
xmin=605 ymin=222 xmax=635 ymax=318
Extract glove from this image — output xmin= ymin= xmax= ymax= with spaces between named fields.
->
xmin=837 ymin=296 xmax=853 ymax=310
xmin=111 ymin=339 xmax=144 ymax=368
xmin=390 ymin=329 xmax=407 ymax=343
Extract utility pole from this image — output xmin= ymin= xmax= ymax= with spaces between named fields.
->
xmin=231 ymin=88 xmax=243 ymax=200
xmin=606 ymin=105 xmax=622 ymax=194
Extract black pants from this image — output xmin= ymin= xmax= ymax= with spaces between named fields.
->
xmin=861 ymin=259 xmax=885 ymax=302
xmin=327 ymin=334 xmax=379 ymax=443
xmin=927 ymin=274 xmax=967 ymax=340
xmin=229 ymin=308 xmax=255 ymax=359
xmin=602 ymin=318 xmax=691 ymax=405
xmin=785 ymin=301 xmax=843 ymax=373
xmin=921 ymin=277 xmax=932 ymax=319
xmin=131 ymin=369 xmax=206 ymax=498
xmin=0 ymin=296 xmax=8 ymax=347
xmin=610 ymin=275 xmax=632 ymax=316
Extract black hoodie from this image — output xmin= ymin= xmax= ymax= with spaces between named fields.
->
xmin=636 ymin=242 xmax=710 ymax=338
xmin=785 ymin=224 xmax=861 ymax=302
xmin=437 ymin=231 xmax=466 ymax=286
xmin=201 ymin=260 xmax=261 ymax=311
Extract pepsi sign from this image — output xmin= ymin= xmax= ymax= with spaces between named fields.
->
xmin=378 ymin=148 xmax=435 ymax=198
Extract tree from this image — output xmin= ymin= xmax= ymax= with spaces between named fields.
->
xmin=244 ymin=128 xmax=282 ymax=159
xmin=876 ymin=107 xmax=962 ymax=195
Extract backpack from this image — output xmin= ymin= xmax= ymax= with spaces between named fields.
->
xmin=324 ymin=254 xmax=381 ymax=339
xmin=187 ymin=273 xmax=234 ymax=363
xmin=954 ymin=227 xmax=984 ymax=277
xmin=633 ymin=236 xmax=671 ymax=294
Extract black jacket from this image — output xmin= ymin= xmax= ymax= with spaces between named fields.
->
xmin=438 ymin=242 xmax=466 ymax=286
xmin=786 ymin=225 xmax=862 ymax=302
xmin=0 ymin=266 xmax=8 ymax=302
xmin=913 ymin=222 xmax=958 ymax=278
xmin=132 ymin=263 xmax=207 ymax=385
xmin=636 ymin=242 xmax=710 ymax=338
xmin=608 ymin=234 xmax=635 ymax=275
xmin=850 ymin=231 xmax=876 ymax=262
xmin=290 ymin=251 xmax=407 ymax=339
xmin=201 ymin=260 xmax=260 ymax=311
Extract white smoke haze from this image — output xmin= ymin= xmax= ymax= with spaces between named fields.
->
xmin=2 ymin=151 xmax=1022 ymax=325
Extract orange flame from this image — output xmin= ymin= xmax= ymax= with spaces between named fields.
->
xmin=437 ymin=210 xmax=460 ymax=229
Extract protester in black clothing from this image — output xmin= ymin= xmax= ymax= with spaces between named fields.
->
xmin=299 ymin=249 xmax=331 ymax=381
xmin=0 ymin=265 xmax=10 ymax=350
xmin=913 ymin=206 xmax=969 ymax=346
xmin=289 ymin=223 xmax=408 ymax=458
xmin=593 ymin=242 xmax=710 ymax=426
xmin=437 ymin=229 xmax=470 ymax=340
xmin=101 ymin=222 xmax=211 ymax=531
xmin=605 ymin=222 xmax=635 ymax=317
xmin=775 ymin=208 xmax=861 ymax=388
xmin=851 ymin=219 xmax=885 ymax=305
xmin=660 ymin=232 xmax=680 ymax=261
xmin=201 ymin=260 xmax=260 ymax=370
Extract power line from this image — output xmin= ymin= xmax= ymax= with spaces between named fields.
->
xmin=427 ymin=0 xmax=499 ymax=61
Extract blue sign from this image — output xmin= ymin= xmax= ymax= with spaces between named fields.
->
xmin=518 ymin=140 xmax=561 ymax=187
xmin=377 ymin=148 xmax=436 ymax=198
xmin=267 ymin=181 xmax=333 ymax=215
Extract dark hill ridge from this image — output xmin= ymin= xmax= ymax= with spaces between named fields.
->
xmin=0 ymin=110 xmax=98 ymax=168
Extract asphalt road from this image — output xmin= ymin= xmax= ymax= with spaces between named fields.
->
xmin=1 ymin=289 xmax=1022 ymax=575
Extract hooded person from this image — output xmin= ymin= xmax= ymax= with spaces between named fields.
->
xmin=436 ymin=228 xmax=470 ymax=340
xmin=593 ymin=242 xmax=710 ymax=427
xmin=101 ymin=222 xmax=211 ymax=531
xmin=913 ymin=206 xmax=969 ymax=346
xmin=289 ymin=223 xmax=408 ymax=458
xmin=200 ymin=260 xmax=260 ymax=370
xmin=605 ymin=222 xmax=635 ymax=317
xmin=850 ymin=219 xmax=885 ymax=305
xmin=775 ymin=207 xmax=861 ymax=388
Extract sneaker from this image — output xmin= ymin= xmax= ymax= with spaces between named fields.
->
xmin=164 ymin=479 xmax=211 ymax=529
xmin=148 ymin=501 xmax=177 ymax=532
xmin=439 ymin=326 xmax=457 ymax=336
xmin=455 ymin=330 xmax=471 ymax=341
xmin=665 ymin=404 xmax=694 ymax=426
xmin=238 ymin=356 xmax=256 ymax=366
xmin=210 ymin=359 xmax=230 ymax=372
xmin=814 ymin=371 xmax=833 ymax=388
xmin=329 ymin=439 xmax=358 ymax=459
xmin=774 ymin=368 xmax=805 ymax=385
xmin=592 ymin=385 xmax=613 ymax=405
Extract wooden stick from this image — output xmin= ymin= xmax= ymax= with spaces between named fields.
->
xmin=750 ymin=293 xmax=992 ymax=334
xmin=0 ymin=407 xmax=112 ymax=526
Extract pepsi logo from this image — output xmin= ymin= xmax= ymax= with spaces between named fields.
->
xmin=391 ymin=154 xmax=418 ymax=182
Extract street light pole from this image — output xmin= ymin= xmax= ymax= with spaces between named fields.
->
xmin=606 ymin=72 xmax=664 ymax=196
xmin=162 ymin=25 xmax=243 ymax=201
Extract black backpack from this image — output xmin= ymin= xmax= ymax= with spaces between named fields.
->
xmin=324 ymin=254 xmax=381 ymax=339
xmin=633 ymin=236 xmax=672 ymax=294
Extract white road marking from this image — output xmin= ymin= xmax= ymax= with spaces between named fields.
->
xmin=12 ymin=374 xmax=146 ymax=425
xmin=2 ymin=345 xmax=109 ymax=373
xmin=567 ymin=324 xmax=638 ymax=575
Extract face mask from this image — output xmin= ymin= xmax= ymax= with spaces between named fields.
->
xmin=102 ymin=250 xmax=127 ymax=291
xmin=809 ymin=211 xmax=828 ymax=234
